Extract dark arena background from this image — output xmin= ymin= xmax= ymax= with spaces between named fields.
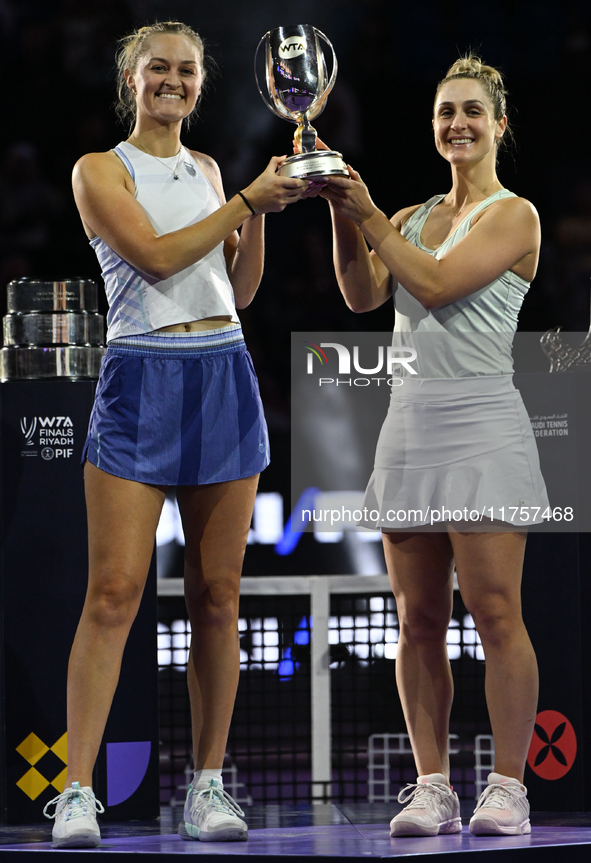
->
xmin=2 ymin=0 xmax=591 ymax=860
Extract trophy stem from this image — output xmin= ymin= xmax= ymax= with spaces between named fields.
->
xmin=301 ymin=116 xmax=317 ymax=153
xmin=295 ymin=117 xmax=317 ymax=154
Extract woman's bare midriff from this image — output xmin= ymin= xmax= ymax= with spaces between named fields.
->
xmin=156 ymin=316 xmax=234 ymax=333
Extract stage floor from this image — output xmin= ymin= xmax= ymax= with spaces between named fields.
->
xmin=1 ymin=804 xmax=591 ymax=861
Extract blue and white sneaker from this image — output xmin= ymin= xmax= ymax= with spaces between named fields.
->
xmin=179 ymin=778 xmax=248 ymax=842
xmin=43 ymin=781 xmax=104 ymax=848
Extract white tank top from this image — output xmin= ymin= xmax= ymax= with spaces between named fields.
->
xmin=90 ymin=141 xmax=239 ymax=342
xmin=393 ymin=190 xmax=531 ymax=377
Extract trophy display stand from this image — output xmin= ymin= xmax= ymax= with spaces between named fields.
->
xmin=0 ymin=280 xmax=160 ymax=824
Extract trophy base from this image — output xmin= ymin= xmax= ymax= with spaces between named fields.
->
xmin=278 ymin=150 xmax=347 ymax=180
xmin=1 ymin=346 xmax=106 ymax=381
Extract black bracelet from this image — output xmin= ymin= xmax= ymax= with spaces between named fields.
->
xmin=238 ymin=190 xmax=256 ymax=216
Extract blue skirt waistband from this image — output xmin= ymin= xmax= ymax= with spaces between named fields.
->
xmin=107 ymin=325 xmax=245 ymax=358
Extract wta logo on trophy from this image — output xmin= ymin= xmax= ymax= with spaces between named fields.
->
xmin=278 ymin=35 xmax=307 ymax=59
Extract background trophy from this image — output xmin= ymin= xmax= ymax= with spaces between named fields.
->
xmin=1 ymin=278 xmax=105 ymax=381
xmin=255 ymin=24 xmax=348 ymax=179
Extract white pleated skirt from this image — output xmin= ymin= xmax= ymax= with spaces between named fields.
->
xmin=360 ymin=375 xmax=549 ymax=530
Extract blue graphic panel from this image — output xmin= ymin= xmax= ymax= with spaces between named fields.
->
xmin=106 ymin=741 xmax=151 ymax=806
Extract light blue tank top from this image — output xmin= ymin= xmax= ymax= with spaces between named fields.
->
xmin=394 ymin=190 xmax=530 ymax=377
xmin=90 ymin=142 xmax=239 ymax=342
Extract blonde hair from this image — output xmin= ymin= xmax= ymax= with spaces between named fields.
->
xmin=115 ymin=21 xmax=206 ymax=129
xmin=435 ymin=53 xmax=512 ymax=148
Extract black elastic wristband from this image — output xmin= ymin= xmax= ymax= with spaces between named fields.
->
xmin=238 ymin=190 xmax=256 ymax=216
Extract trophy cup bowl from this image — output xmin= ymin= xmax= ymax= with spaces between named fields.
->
xmin=255 ymin=24 xmax=348 ymax=180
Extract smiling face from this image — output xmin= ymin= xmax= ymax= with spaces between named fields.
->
xmin=432 ymin=78 xmax=506 ymax=168
xmin=126 ymin=33 xmax=203 ymax=125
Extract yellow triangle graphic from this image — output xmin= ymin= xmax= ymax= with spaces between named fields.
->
xmin=50 ymin=732 xmax=68 ymax=765
xmin=51 ymin=767 xmax=68 ymax=793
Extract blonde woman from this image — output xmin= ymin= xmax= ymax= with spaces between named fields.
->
xmin=321 ymin=56 xmax=546 ymax=837
xmin=42 ymin=21 xmax=308 ymax=848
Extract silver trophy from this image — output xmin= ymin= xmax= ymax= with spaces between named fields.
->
xmin=1 ymin=278 xmax=105 ymax=381
xmin=255 ymin=24 xmax=347 ymax=179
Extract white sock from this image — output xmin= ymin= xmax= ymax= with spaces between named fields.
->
xmin=192 ymin=768 xmax=223 ymax=791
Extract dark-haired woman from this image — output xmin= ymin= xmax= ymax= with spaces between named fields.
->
xmin=322 ymin=56 xmax=547 ymax=837
xmin=42 ymin=22 xmax=308 ymax=848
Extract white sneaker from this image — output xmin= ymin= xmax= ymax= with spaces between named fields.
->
xmin=390 ymin=773 xmax=462 ymax=837
xmin=470 ymin=772 xmax=531 ymax=835
xmin=179 ymin=778 xmax=248 ymax=842
xmin=43 ymin=781 xmax=104 ymax=848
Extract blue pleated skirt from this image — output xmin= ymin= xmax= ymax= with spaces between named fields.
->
xmin=82 ymin=326 xmax=270 ymax=486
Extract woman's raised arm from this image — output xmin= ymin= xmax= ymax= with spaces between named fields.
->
xmin=328 ymin=198 xmax=422 ymax=313
xmin=72 ymin=152 xmax=307 ymax=282
xmin=324 ymin=168 xmax=540 ymax=310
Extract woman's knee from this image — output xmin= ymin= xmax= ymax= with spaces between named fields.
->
xmin=397 ymin=601 xmax=451 ymax=645
xmin=186 ymin=574 xmax=240 ymax=629
xmin=465 ymin=594 xmax=522 ymax=647
xmin=85 ymin=568 xmax=145 ymax=629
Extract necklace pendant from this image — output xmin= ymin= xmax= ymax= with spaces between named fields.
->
xmin=173 ymin=172 xmax=179 ymax=180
